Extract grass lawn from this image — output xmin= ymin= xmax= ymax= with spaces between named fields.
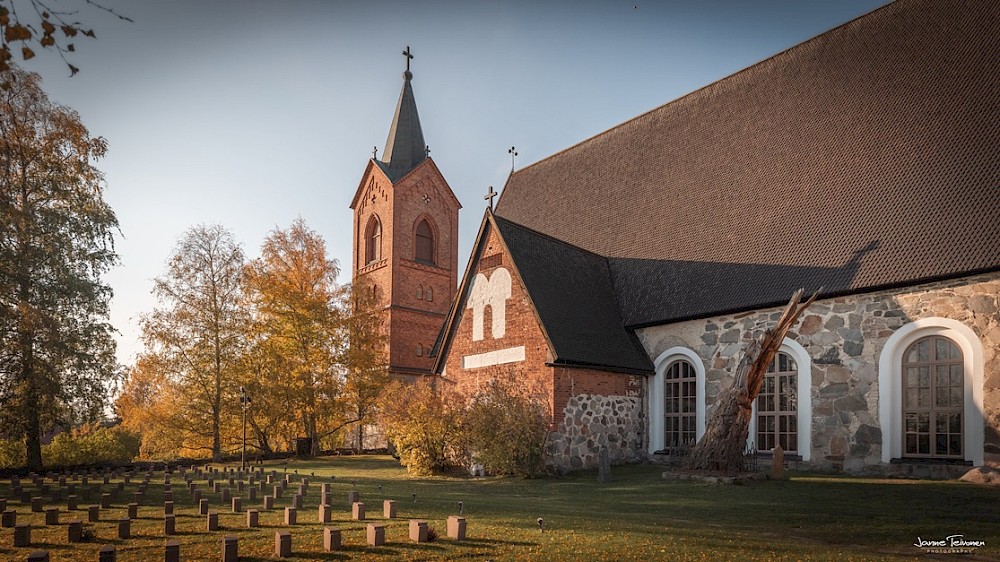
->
xmin=0 ymin=455 xmax=998 ymax=561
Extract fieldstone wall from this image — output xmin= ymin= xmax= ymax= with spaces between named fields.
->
xmin=547 ymin=394 xmax=645 ymax=471
xmin=637 ymin=271 xmax=1000 ymax=473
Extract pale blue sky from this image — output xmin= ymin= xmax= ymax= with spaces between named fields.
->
xmin=22 ymin=0 xmax=889 ymax=365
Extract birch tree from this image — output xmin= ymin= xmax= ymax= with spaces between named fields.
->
xmin=135 ymin=224 xmax=246 ymax=461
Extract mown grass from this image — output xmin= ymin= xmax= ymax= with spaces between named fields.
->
xmin=0 ymin=456 xmax=998 ymax=561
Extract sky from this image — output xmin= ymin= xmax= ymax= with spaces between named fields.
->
xmin=17 ymin=0 xmax=890 ymax=366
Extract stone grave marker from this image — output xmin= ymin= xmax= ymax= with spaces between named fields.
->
xmin=384 ymin=500 xmax=397 ymax=519
xmin=13 ymin=523 xmax=31 ymax=546
xmin=67 ymin=520 xmax=83 ymax=542
xmin=323 ymin=526 xmax=341 ymax=551
xmin=88 ymin=505 xmax=100 ymax=522
xmin=318 ymin=504 xmax=332 ymax=523
xmin=207 ymin=512 xmax=219 ymax=531
xmin=263 ymin=495 xmax=274 ymax=510
xmin=223 ymin=535 xmax=238 ymax=562
xmin=164 ymin=513 xmax=176 ymax=535
xmin=232 ymin=497 xmax=242 ymax=513
xmin=284 ymin=506 xmax=297 ymax=525
xmin=99 ymin=544 xmax=115 ymax=562
xmin=118 ymin=517 xmax=130 ymax=539
xmin=165 ymin=539 xmax=180 ymax=562
xmin=26 ymin=550 xmax=49 ymax=562
xmin=409 ymin=519 xmax=428 ymax=542
xmin=44 ymin=507 xmax=59 ymax=525
xmin=448 ymin=515 xmax=467 ymax=540
xmin=31 ymin=497 xmax=43 ymax=512
xmin=1 ymin=509 xmax=15 ymax=527
xmin=199 ymin=499 xmax=209 ymax=515
xmin=247 ymin=509 xmax=259 ymax=528
xmin=292 ymin=494 xmax=302 ymax=509
xmin=366 ymin=523 xmax=385 ymax=546
xmin=275 ymin=530 xmax=292 ymax=557
xmin=347 ymin=490 xmax=359 ymax=507
xmin=352 ymin=502 xmax=365 ymax=520
xmin=127 ymin=503 xmax=138 ymax=519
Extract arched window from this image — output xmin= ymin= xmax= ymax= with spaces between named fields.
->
xmin=757 ymin=352 xmax=798 ymax=454
xmin=365 ymin=215 xmax=382 ymax=265
xmin=664 ymin=360 xmax=697 ymax=449
xmin=415 ymin=219 xmax=434 ymax=264
xmin=426 ymin=286 xmax=433 ymax=302
xmin=416 ymin=285 xmax=423 ymax=300
xmin=902 ymin=336 xmax=963 ymax=458
xmin=416 ymin=344 xmax=423 ymax=357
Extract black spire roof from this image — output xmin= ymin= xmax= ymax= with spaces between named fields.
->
xmin=380 ymin=69 xmax=426 ymax=182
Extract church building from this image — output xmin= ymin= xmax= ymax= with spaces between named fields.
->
xmin=428 ymin=0 xmax=999 ymax=475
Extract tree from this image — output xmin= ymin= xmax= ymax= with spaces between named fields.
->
xmin=243 ymin=218 xmax=343 ymax=455
xmin=0 ymin=0 xmax=131 ymax=79
xmin=134 ymin=224 xmax=246 ymax=461
xmin=685 ymin=289 xmax=817 ymax=473
xmin=0 ymin=65 xmax=120 ymax=469
xmin=339 ymin=278 xmax=389 ymax=452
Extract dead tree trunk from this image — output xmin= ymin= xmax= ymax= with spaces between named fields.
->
xmin=685 ymin=289 xmax=818 ymax=473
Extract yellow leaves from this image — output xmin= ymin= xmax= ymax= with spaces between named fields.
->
xmin=20 ymin=46 xmax=33 ymax=60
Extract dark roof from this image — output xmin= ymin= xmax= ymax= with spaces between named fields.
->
xmin=431 ymin=212 xmax=653 ymax=374
xmin=494 ymin=216 xmax=654 ymax=373
xmin=494 ymin=0 xmax=1000 ymax=328
xmin=379 ymin=71 xmax=426 ymax=182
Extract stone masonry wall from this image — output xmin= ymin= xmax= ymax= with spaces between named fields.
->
xmin=546 ymin=367 xmax=647 ymax=471
xmin=637 ymin=272 xmax=1000 ymax=473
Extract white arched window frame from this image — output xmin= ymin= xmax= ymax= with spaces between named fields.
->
xmin=878 ymin=318 xmax=984 ymax=465
xmin=649 ymin=347 xmax=706 ymax=454
xmin=747 ymin=338 xmax=812 ymax=461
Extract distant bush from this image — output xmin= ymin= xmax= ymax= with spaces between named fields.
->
xmin=41 ymin=424 xmax=140 ymax=467
xmin=460 ymin=375 xmax=549 ymax=477
xmin=378 ymin=380 xmax=461 ymax=475
xmin=0 ymin=438 xmax=26 ymax=469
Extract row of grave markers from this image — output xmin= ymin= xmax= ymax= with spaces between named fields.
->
xmin=2 ymin=464 xmax=469 ymax=560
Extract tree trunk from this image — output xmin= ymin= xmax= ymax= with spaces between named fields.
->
xmin=685 ymin=289 xmax=818 ymax=474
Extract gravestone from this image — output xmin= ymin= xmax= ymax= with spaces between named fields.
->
xmin=164 ymin=514 xmax=175 ymax=535
xmin=1 ymin=509 xmax=16 ymax=527
xmin=248 ymin=487 xmax=256 ymax=501
xmin=164 ymin=501 xmax=173 ymax=515
xmin=88 ymin=506 xmax=100 ymax=522
xmin=127 ymin=503 xmax=138 ymax=519
xmin=207 ymin=512 xmax=219 ymax=531
xmin=67 ymin=495 xmax=78 ymax=510
xmin=99 ymin=544 xmax=115 ymax=562
xmin=275 ymin=531 xmax=292 ymax=557
xmin=318 ymin=504 xmax=332 ymax=523
xmin=384 ymin=500 xmax=397 ymax=519
xmin=263 ymin=495 xmax=274 ymax=510
xmin=284 ymin=507 xmax=297 ymax=525
xmin=100 ymin=493 xmax=111 ymax=508
xmin=13 ymin=523 xmax=31 ymax=546
xmin=409 ymin=519 xmax=428 ymax=542
xmin=598 ymin=448 xmax=613 ymax=483
xmin=26 ymin=550 xmax=48 ymax=562
xmin=246 ymin=509 xmax=259 ymax=528
xmin=31 ymin=497 xmax=43 ymax=512
xmin=232 ymin=497 xmax=242 ymax=513
xmin=44 ymin=507 xmax=59 ymax=525
xmin=323 ymin=526 xmax=341 ymax=551
xmin=0 ymin=499 xmax=5 ymax=512
xmin=292 ymin=494 xmax=302 ymax=509
xmin=165 ymin=539 xmax=180 ymax=562
xmin=163 ymin=491 xmax=172 ymax=502
xmin=67 ymin=520 xmax=83 ymax=542
xmin=221 ymin=488 xmax=230 ymax=503
xmin=223 ymin=535 xmax=238 ymax=562
xmin=199 ymin=499 xmax=209 ymax=515
xmin=352 ymin=502 xmax=365 ymax=520
xmin=448 ymin=515 xmax=467 ymax=540
xmin=366 ymin=523 xmax=385 ymax=546
xmin=347 ymin=490 xmax=359 ymax=507
xmin=118 ymin=518 xmax=130 ymax=539
xmin=133 ymin=491 xmax=143 ymax=505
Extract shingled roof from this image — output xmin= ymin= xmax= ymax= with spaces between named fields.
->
xmin=495 ymin=0 xmax=1000 ymax=329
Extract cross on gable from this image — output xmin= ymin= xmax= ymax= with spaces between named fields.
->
xmin=485 ymin=186 xmax=498 ymax=209
xmin=422 ymin=194 xmax=431 ymax=204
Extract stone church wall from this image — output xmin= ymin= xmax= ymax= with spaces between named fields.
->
xmin=637 ymin=271 xmax=1000 ymax=473
xmin=548 ymin=367 xmax=647 ymax=471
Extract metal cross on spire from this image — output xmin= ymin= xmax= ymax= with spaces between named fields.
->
xmin=402 ymin=46 xmax=414 ymax=72
xmin=508 ymin=146 xmax=518 ymax=171
xmin=485 ymin=186 xmax=498 ymax=210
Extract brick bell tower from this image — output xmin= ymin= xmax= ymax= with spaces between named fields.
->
xmin=350 ymin=47 xmax=461 ymax=382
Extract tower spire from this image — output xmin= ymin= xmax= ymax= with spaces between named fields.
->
xmin=381 ymin=46 xmax=426 ymax=181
